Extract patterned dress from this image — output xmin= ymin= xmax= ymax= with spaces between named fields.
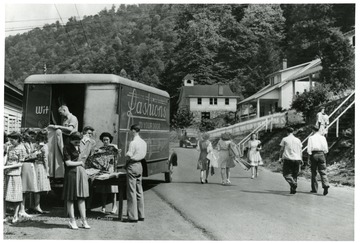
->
xmin=22 ymin=142 xmax=39 ymax=193
xmin=34 ymin=144 xmax=51 ymax=192
xmin=197 ymin=140 xmax=211 ymax=170
xmin=4 ymin=144 xmax=26 ymax=202
xmin=217 ymin=139 xmax=234 ymax=169
xmin=247 ymin=139 xmax=263 ymax=166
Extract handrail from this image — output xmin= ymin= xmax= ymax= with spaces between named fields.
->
xmin=302 ymin=100 xmax=355 ymax=152
xmin=328 ymin=91 xmax=355 ymax=118
xmin=301 ymin=91 xmax=355 ymax=145
xmin=237 ymin=121 xmax=267 ymax=146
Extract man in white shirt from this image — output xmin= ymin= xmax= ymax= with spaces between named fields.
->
xmin=279 ymin=127 xmax=303 ymax=194
xmin=124 ymin=124 xmax=147 ymax=222
xmin=307 ymin=125 xmax=330 ymax=195
xmin=48 ymin=105 xmax=78 ymax=135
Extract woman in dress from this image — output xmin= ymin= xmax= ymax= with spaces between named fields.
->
xmin=216 ymin=133 xmax=234 ymax=185
xmin=4 ymin=132 xmax=27 ymax=223
xmin=63 ymin=132 xmax=90 ymax=230
xmin=247 ymin=133 xmax=263 ymax=179
xmin=19 ymin=128 xmax=38 ymax=218
xmin=32 ymin=129 xmax=51 ymax=214
xmin=95 ymin=132 xmax=119 ymax=214
xmin=196 ymin=133 xmax=212 ymax=184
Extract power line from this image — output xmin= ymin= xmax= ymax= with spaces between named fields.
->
xmin=74 ymin=4 xmax=94 ymax=62
xmin=54 ymin=4 xmax=79 ymax=56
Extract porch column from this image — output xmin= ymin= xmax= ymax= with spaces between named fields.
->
xmin=309 ymin=74 xmax=313 ymax=91
xmin=239 ymin=105 xmax=242 ymax=122
xmin=292 ymin=80 xmax=296 ymax=97
xmin=257 ymin=98 xmax=260 ymax=118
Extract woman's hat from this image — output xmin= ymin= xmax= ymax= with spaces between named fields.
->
xmin=100 ymin=132 xmax=113 ymax=143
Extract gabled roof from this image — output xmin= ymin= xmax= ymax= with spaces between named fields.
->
xmin=180 ymin=84 xmax=237 ymax=98
xmin=239 ymin=59 xmax=322 ymax=105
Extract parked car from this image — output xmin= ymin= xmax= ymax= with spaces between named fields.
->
xmin=179 ymin=130 xmax=198 ymax=148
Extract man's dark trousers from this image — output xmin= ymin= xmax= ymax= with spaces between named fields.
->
xmin=310 ymin=152 xmax=329 ymax=192
xmin=283 ymin=159 xmax=301 ymax=189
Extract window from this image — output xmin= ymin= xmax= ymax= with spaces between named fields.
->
xmin=270 ymin=77 xmax=275 ymax=85
xmin=197 ymin=98 xmax=202 ymax=105
xmin=225 ymin=98 xmax=229 ymax=105
xmin=201 ymin=112 xmax=210 ymax=120
xmin=214 ymin=98 xmax=217 ymax=105
xmin=210 ymin=98 xmax=213 ymax=105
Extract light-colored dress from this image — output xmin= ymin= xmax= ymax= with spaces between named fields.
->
xmin=34 ymin=143 xmax=51 ymax=192
xmin=247 ymin=139 xmax=263 ymax=166
xmin=4 ymin=144 xmax=26 ymax=202
xmin=197 ymin=140 xmax=211 ymax=170
xmin=22 ymin=142 xmax=39 ymax=193
xmin=217 ymin=139 xmax=233 ymax=169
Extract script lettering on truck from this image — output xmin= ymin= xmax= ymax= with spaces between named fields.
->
xmin=119 ymin=86 xmax=170 ymax=164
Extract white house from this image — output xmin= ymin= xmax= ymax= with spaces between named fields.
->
xmin=178 ymin=75 xmax=238 ymax=122
xmin=4 ymin=81 xmax=23 ymax=133
xmin=237 ymin=59 xmax=321 ymax=120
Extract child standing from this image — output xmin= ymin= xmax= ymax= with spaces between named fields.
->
xmin=32 ymin=130 xmax=51 ymax=213
xmin=247 ymin=133 xmax=263 ymax=179
xmin=4 ymin=132 xmax=27 ymax=223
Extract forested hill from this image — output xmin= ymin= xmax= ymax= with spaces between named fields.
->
xmin=5 ymin=4 xmax=355 ymax=117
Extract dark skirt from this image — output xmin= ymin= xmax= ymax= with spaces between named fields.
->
xmin=62 ymin=168 xmax=77 ymax=201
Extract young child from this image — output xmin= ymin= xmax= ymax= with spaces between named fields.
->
xmin=4 ymin=132 xmax=27 ymax=223
xmin=32 ymin=130 xmax=51 ymax=213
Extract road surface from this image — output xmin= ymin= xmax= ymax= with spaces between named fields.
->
xmin=4 ymin=146 xmax=355 ymax=240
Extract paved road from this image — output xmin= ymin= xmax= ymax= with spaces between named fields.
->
xmin=149 ymin=146 xmax=355 ymax=241
xmin=4 ymin=146 xmax=355 ymax=240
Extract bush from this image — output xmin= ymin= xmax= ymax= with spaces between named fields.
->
xmin=199 ymin=119 xmax=216 ymax=132
xmin=291 ymin=85 xmax=330 ymax=122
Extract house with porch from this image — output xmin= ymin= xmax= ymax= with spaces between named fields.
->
xmin=178 ymin=74 xmax=238 ymax=122
xmin=237 ymin=59 xmax=321 ymax=121
xmin=4 ymin=81 xmax=23 ymax=133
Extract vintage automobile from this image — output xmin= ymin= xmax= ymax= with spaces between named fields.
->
xmin=179 ymin=130 xmax=198 ymax=148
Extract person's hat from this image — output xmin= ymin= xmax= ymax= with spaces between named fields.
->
xmin=69 ymin=131 xmax=83 ymax=141
xmin=100 ymin=132 xmax=113 ymax=143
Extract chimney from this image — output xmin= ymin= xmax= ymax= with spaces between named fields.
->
xmin=282 ymin=59 xmax=287 ymax=70
xmin=218 ymin=84 xmax=224 ymax=96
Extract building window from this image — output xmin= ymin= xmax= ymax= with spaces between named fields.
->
xmin=270 ymin=77 xmax=275 ymax=85
xmin=225 ymin=98 xmax=229 ymax=105
xmin=201 ymin=112 xmax=210 ymax=120
xmin=214 ymin=98 xmax=217 ymax=105
xmin=198 ymin=98 xmax=202 ymax=105
xmin=210 ymin=98 xmax=213 ymax=105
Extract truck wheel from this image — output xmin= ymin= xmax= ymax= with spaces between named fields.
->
xmin=165 ymin=162 xmax=174 ymax=183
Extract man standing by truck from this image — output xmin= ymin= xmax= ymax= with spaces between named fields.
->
xmin=125 ymin=124 xmax=147 ymax=222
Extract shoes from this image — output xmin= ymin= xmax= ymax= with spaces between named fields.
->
xmin=226 ymin=179 xmax=231 ymax=185
xmin=32 ymin=207 xmax=45 ymax=214
xmin=101 ymin=207 xmax=106 ymax=214
xmin=323 ymin=186 xmax=329 ymax=196
xmin=221 ymin=180 xmax=226 ymax=185
xmin=110 ymin=207 xmax=118 ymax=214
xmin=200 ymin=179 xmax=204 ymax=184
xmin=122 ymin=219 xmax=138 ymax=223
xmin=68 ymin=221 xmax=79 ymax=230
xmin=19 ymin=212 xmax=33 ymax=218
xmin=310 ymin=190 xmax=317 ymax=193
xmin=11 ymin=216 xmax=19 ymax=224
xmin=251 ymin=175 xmax=255 ymax=179
xmin=205 ymin=179 xmax=208 ymax=184
xmin=80 ymin=220 xmax=91 ymax=229
xmin=138 ymin=218 xmax=145 ymax=221
xmin=290 ymin=185 xmax=297 ymax=194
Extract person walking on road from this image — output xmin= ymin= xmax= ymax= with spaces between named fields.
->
xmin=278 ymin=127 xmax=303 ymax=194
xmin=216 ymin=133 xmax=233 ymax=185
xmin=307 ymin=125 xmax=330 ymax=196
xmin=196 ymin=133 xmax=212 ymax=184
xmin=125 ymin=124 xmax=146 ymax=223
xmin=247 ymin=133 xmax=263 ymax=179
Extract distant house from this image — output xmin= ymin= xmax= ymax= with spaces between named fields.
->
xmin=178 ymin=74 xmax=238 ymax=122
xmin=4 ymin=81 xmax=23 ymax=133
xmin=238 ymin=59 xmax=321 ymax=120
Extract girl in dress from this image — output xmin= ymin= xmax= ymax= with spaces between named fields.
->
xmin=196 ymin=133 xmax=212 ymax=184
xmin=63 ymin=132 xmax=90 ymax=230
xmin=32 ymin=129 xmax=51 ymax=213
xmin=216 ymin=133 xmax=235 ymax=185
xmin=247 ymin=133 xmax=263 ymax=179
xmin=20 ymin=129 xmax=38 ymax=218
xmin=4 ymin=132 xmax=27 ymax=223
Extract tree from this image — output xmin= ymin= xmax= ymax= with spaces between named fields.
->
xmin=171 ymin=108 xmax=195 ymax=129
